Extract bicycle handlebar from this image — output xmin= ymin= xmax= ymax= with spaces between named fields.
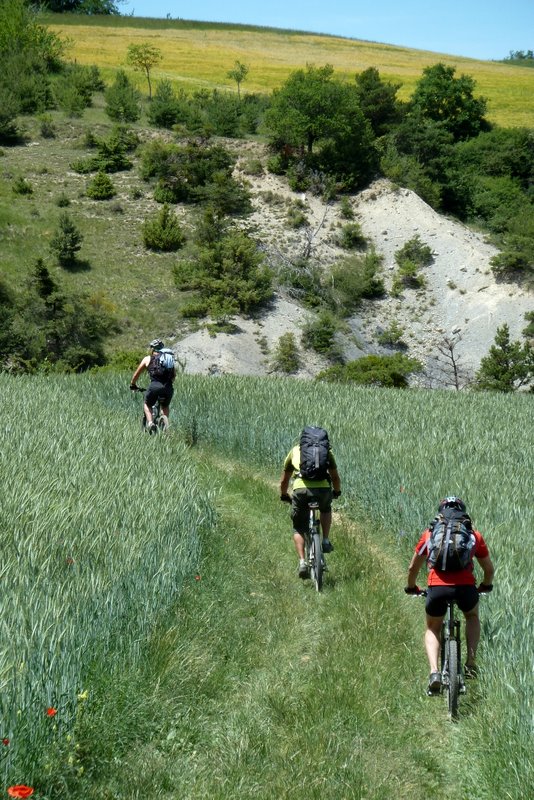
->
xmin=130 ymin=385 xmax=145 ymax=392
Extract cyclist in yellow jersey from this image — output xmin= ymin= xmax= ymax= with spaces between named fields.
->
xmin=280 ymin=438 xmax=341 ymax=578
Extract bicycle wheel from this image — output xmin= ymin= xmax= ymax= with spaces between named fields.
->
xmin=447 ymin=638 xmax=459 ymax=719
xmin=157 ymin=414 xmax=169 ymax=433
xmin=310 ymin=531 xmax=323 ymax=592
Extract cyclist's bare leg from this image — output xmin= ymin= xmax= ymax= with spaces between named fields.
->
xmin=293 ymin=531 xmax=305 ymax=560
xmin=162 ymin=404 xmax=170 ymax=418
xmin=320 ymin=510 xmax=332 ymax=538
xmin=144 ymin=401 xmax=154 ymax=425
xmin=425 ymin=614 xmax=444 ymax=672
xmin=464 ymin=606 xmax=480 ymax=667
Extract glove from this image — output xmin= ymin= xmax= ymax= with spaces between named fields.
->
xmin=477 ymin=583 xmax=493 ymax=593
xmin=333 ymin=490 xmax=341 ymax=498
xmin=280 ymin=493 xmax=291 ymax=503
xmin=130 ymin=383 xmax=137 ymax=391
xmin=404 ymin=586 xmax=421 ymax=595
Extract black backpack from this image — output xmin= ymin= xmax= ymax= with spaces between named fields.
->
xmin=149 ymin=348 xmax=175 ymax=381
xmin=427 ymin=509 xmax=476 ymax=571
xmin=299 ymin=427 xmax=330 ymax=480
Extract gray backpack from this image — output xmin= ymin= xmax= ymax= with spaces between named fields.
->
xmin=427 ymin=509 xmax=475 ymax=571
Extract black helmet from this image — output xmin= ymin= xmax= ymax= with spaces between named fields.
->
xmin=149 ymin=338 xmax=164 ymax=351
xmin=438 ymin=496 xmax=466 ymax=514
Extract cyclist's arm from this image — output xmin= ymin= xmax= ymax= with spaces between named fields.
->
xmin=328 ymin=467 xmax=341 ymax=493
xmin=280 ymin=469 xmax=292 ymax=496
xmin=131 ymin=356 xmax=150 ymax=386
xmin=406 ymin=551 xmax=426 ymax=589
xmin=476 ymin=554 xmax=494 ymax=586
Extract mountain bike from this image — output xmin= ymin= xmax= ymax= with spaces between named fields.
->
xmin=130 ymin=385 xmax=169 ymax=434
xmin=304 ymin=500 xmax=326 ymax=592
xmin=421 ymin=592 xmax=465 ymax=719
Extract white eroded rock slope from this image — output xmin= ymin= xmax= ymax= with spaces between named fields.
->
xmin=174 ymin=169 xmax=532 ymax=384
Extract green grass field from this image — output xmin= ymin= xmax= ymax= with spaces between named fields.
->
xmin=43 ymin=13 xmax=534 ymax=128
xmin=1 ymin=371 xmax=532 ymax=798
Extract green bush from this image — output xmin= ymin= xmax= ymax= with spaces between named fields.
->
xmin=301 ymin=310 xmax=343 ymax=361
xmin=336 ymin=221 xmax=367 ymax=249
xmin=38 ymin=113 xmax=56 ymax=138
xmin=49 ymin=212 xmax=83 ymax=267
xmin=176 ymin=228 xmax=272 ymax=315
xmin=317 ymin=353 xmax=423 ymax=387
xmin=339 ymin=196 xmax=354 ymax=219
xmin=147 ymin=79 xmax=182 ymax=128
xmin=328 ymin=251 xmax=384 ymax=314
xmin=376 ymin=320 xmax=406 ymax=347
xmin=86 ymin=171 xmax=116 ymax=200
xmin=105 ymin=69 xmax=141 ymax=123
xmin=142 ymin=204 xmax=186 ymax=252
xmin=12 ymin=176 xmax=33 ymax=195
xmin=271 ymin=332 xmax=300 ymax=374
xmin=394 ymin=235 xmax=433 ymax=268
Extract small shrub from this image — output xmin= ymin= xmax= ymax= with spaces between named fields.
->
xmin=376 ymin=320 xmax=406 ymax=347
xmin=49 ymin=212 xmax=83 ymax=267
xmin=143 ymin=204 xmax=186 ymax=252
xmin=86 ymin=171 xmax=116 ymax=200
xmin=241 ymin=157 xmax=263 ymax=176
xmin=286 ymin=206 xmax=308 ymax=228
xmin=339 ymin=196 xmax=354 ymax=219
xmin=181 ymin=299 xmax=209 ymax=318
xmin=271 ymin=332 xmax=300 ymax=373
xmin=328 ymin=251 xmax=384 ymax=314
xmin=39 ymin=114 xmax=56 ymax=138
xmin=12 ymin=177 xmax=33 ymax=196
xmin=395 ymin=235 xmax=433 ymax=268
xmin=55 ymin=192 xmax=71 ymax=208
xmin=317 ymin=353 xmax=423 ymax=387
xmin=301 ymin=311 xmax=343 ymax=361
xmin=336 ymin=222 xmax=367 ymax=250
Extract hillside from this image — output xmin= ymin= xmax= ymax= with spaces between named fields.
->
xmin=176 ymin=152 xmax=533 ymax=384
xmin=2 ymin=14 xmax=533 ymax=385
xmin=45 ymin=14 xmax=534 ymax=128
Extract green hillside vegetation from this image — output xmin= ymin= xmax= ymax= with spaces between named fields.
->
xmin=43 ymin=13 xmax=534 ymax=129
xmin=0 ymin=371 xmax=532 ymax=798
xmin=1 ymin=0 xmax=534 ymax=378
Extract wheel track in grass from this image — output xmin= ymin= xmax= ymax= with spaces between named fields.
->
xmin=136 ymin=444 xmax=461 ymax=800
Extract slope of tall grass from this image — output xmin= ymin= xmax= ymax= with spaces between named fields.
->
xmin=44 ymin=14 xmax=534 ymax=127
xmin=0 ymin=372 xmax=215 ymax=788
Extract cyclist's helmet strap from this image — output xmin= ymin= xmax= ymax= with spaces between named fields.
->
xmin=438 ymin=496 xmax=466 ymax=514
xmin=149 ymin=338 xmax=164 ymax=351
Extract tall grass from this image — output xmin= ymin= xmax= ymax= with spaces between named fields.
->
xmin=0 ymin=372 xmax=214 ymax=788
xmin=175 ymin=373 xmax=534 ymax=797
xmin=1 ymin=371 xmax=532 ymax=796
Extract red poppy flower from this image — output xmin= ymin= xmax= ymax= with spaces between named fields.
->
xmin=46 ymin=707 xmax=57 ymax=717
xmin=2 ymin=738 xmax=9 ymax=746
xmin=7 ymin=786 xmax=34 ymax=798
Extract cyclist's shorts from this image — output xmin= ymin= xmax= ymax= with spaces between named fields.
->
xmin=425 ymin=585 xmax=479 ymax=617
xmin=291 ymin=487 xmax=332 ymax=534
xmin=145 ymin=380 xmax=174 ymax=407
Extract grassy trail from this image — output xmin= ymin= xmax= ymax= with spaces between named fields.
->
xmin=85 ymin=446 xmax=460 ymax=800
